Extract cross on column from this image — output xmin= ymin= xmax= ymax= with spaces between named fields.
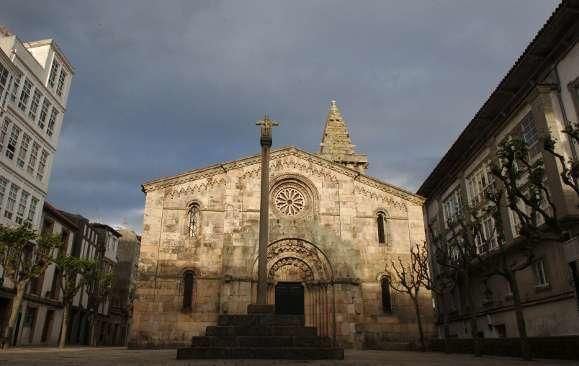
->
xmin=255 ymin=113 xmax=278 ymax=305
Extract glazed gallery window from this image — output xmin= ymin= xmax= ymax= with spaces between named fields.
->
xmin=376 ymin=211 xmax=389 ymax=245
xmin=29 ymin=90 xmax=41 ymax=120
xmin=0 ymin=63 xmax=9 ymax=101
xmin=18 ymin=78 xmax=32 ymax=112
xmin=5 ymin=124 xmax=21 ymax=160
xmin=56 ymin=69 xmax=67 ymax=97
xmin=38 ymin=99 xmax=50 ymax=130
xmin=466 ymin=163 xmax=492 ymax=206
xmin=381 ymin=277 xmax=392 ymax=313
xmin=188 ymin=203 xmax=200 ymax=238
xmin=182 ymin=271 xmax=195 ymax=311
xmin=48 ymin=58 xmax=60 ymax=89
xmin=521 ymin=113 xmax=538 ymax=148
xmin=442 ymin=188 xmax=463 ymax=226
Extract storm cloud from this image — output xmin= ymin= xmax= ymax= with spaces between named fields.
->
xmin=0 ymin=0 xmax=559 ymax=231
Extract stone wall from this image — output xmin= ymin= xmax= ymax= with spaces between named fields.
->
xmin=129 ymin=149 xmax=433 ymax=348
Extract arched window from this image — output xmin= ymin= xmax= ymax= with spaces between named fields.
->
xmin=182 ymin=270 xmax=195 ymax=311
xmin=188 ymin=203 xmax=200 ymax=238
xmin=377 ymin=211 xmax=388 ymax=245
xmin=381 ymin=277 xmax=392 ymax=313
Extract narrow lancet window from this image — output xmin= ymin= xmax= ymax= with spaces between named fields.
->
xmin=377 ymin=211 xmax=387 ymax=244
xmin=183 ymin=271 xmax=194 ymax=311
xmin=381 ymin=277 xmax=392 ymax=313
xmin=188 ymin=203 xmax=200 ymax=238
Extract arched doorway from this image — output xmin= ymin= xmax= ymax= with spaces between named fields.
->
xmin=251 ymin=238 xmax=335 ymax=340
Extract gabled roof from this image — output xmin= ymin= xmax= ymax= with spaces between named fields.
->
xmin=142 ymin=146 xmax=424 ymax=205
xmin=417 ymin=0 xmax=579 ymax=198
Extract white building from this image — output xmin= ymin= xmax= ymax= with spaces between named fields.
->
xmin=0 ymin=27 xmax=73 ymax=230
xmin=0 ymin=27 xmax=74 ymax=346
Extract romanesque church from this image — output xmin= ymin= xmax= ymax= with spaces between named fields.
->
xmin=129 ymin=101 xmax=431 ymax=348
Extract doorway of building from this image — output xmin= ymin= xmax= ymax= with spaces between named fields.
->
xmin=275 ymin=282 xmax=304 ymax=315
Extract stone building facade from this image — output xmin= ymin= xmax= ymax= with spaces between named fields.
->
xmin=130 ymin=101 xmax=432 ymax=349
xmin=419 ymin=1 xmax=579 ymax=340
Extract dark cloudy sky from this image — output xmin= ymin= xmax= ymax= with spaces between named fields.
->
xmin=1 ymin=1 xmax=559 ymax=232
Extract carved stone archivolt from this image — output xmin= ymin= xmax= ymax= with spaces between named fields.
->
xmin=251 ymin=238 xmax=333 ymax=283
xmin=269 ymin=257 xmax=313 ymax=281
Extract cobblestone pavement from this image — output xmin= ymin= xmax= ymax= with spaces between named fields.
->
xmin=0 ymin=347 xmax=576 ymax=366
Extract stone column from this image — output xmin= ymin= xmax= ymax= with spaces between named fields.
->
xmin=256 ymin=115 xmax=278 ymax=305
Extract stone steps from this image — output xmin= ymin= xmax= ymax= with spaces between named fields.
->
xmin=217 ymin=314 xmax=305 ymax=326
xmin=206 ymin=325 xmax=318 ymax=337
xmin=177 ymin=304 xmax=343 ymax=360
xmin=177 ymin=346 xmax=344 ymax=360
xmin=191 ymin=335 xmax=332 ymax=348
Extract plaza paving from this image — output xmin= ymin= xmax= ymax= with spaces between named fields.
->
xmin=0 ymin=347 xmax=576 ymax=366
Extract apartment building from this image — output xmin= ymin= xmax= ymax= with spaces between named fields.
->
xmin=0 ymin=27 xmax=74 ymax=346
xmin=418 ymin=0 xmax=579 ymax=340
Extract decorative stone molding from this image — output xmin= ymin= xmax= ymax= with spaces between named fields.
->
xmin=143 ymin=146 xmax=423 ymax=206
xmin=354 ymin=184 xmax=408 ymax=214
xmin=165 ymin=177 xmax=226 ymax=199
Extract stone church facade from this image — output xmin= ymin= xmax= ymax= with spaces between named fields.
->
xmin=129 ymin=102 xmax=432 ymax=349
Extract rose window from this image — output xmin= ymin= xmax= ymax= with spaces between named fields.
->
xmin=274 ymin=187 xmax=306 ymax=216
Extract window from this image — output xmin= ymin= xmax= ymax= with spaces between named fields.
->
xmin=29 ymin=90 xmax=41 ymax=120
xmin=381 ymin=277 xmax=392 ymax=313
xmin=0 ymin=176 xmax=7 ymax=210
xmin=0 ymin=63 xmax=9 ymax=100
xmin=38 ymin=99 xmax=50 ymax=129
xmin=474 ymin=216 xmax=499 ymax=253
xmin=27 ymin=197 xmax=38 ymax=223
xmin=17 ymin=134 xmax=31 ymax=169
xmin=0 ymin=118 xmax=10 ymax=153
xmin=534 ymin=259 xmax=549 ymax=287
xmin=182 ymin=271 xmax=194 ymax=311
xmin=5 ymin=124 xmax=21 ymax=160
xmin=4 ymin=183 xmax=19 ymax=219
xmin=27 ymin=142 xmax=39 ymax=175
xmin=466 ymin=163 xmax=492 ymax=205
xmin=376 ymin=211 xmax=388 ymax=245
xmin=10 ymin=75 xmax=20 ymax=102
xmin=16 ymin=190 xmax=29 ymax=224
xmin=37 ymin=150 xmax=48 ymax=181
xmin=47 ymin=109 xmax=58 ymax=137
xmin=521 ymin=114 xmax=538 ymax=147
xmin=56 ymin=69 xmax=67 ymax=96
xmin=188 ymin=203 xmax=200 ymax=238
xmin=18 ymin=79 xmax=32 ymax=112
xmin=48 ymin=59 xmax=60 ymax=88
xmin=442 ymin=189 xmax=463 ymax=225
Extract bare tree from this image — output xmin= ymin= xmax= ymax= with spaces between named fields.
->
xmin=386 ymin=242 xmax=428 ymax=351
xmin=417 ymin=239 xmax=457 ymax=353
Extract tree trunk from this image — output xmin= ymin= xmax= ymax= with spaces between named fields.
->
xmin=440 ymin=294 xmax=451 ymax=353
xmin=412 ymin=295 xmax=426 ymax=351
xmin=2 ymin=281 xmax=27 ymax=350
xmin=464 ymin=272 xmax=481 ymax=357
xmin=509 ymin=274 xmax=531 ymax=360
xmin=59 ymin=303 xmax=70 ymax=349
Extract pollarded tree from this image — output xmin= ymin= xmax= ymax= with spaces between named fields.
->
xmin=427 ymin=201 xmax=496 ymax=357
xmin=0 ymin=224 xmax=62 ymax=349
xmin=416 ymin=239 xmax=457 ymax=353
xmin=487 ymin=137 xmax=564 ymax=360
xmin=53 ymin=256 xmax=97 ymax=348
xmin=544 ymin=123 xmax=579 ymax=196
xmin=386 ymin=242 xmax=428 ymax=351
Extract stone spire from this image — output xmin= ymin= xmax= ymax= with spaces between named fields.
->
xmin=319 ymin=100 xmax=368 ymax=174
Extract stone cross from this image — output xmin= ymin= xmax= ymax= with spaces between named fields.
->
xmin=255 ymin=114 xmax=278 ymax=305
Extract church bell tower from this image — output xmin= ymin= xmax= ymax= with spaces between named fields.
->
xmin=319 ymin=100 xmax=369 ymax=174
